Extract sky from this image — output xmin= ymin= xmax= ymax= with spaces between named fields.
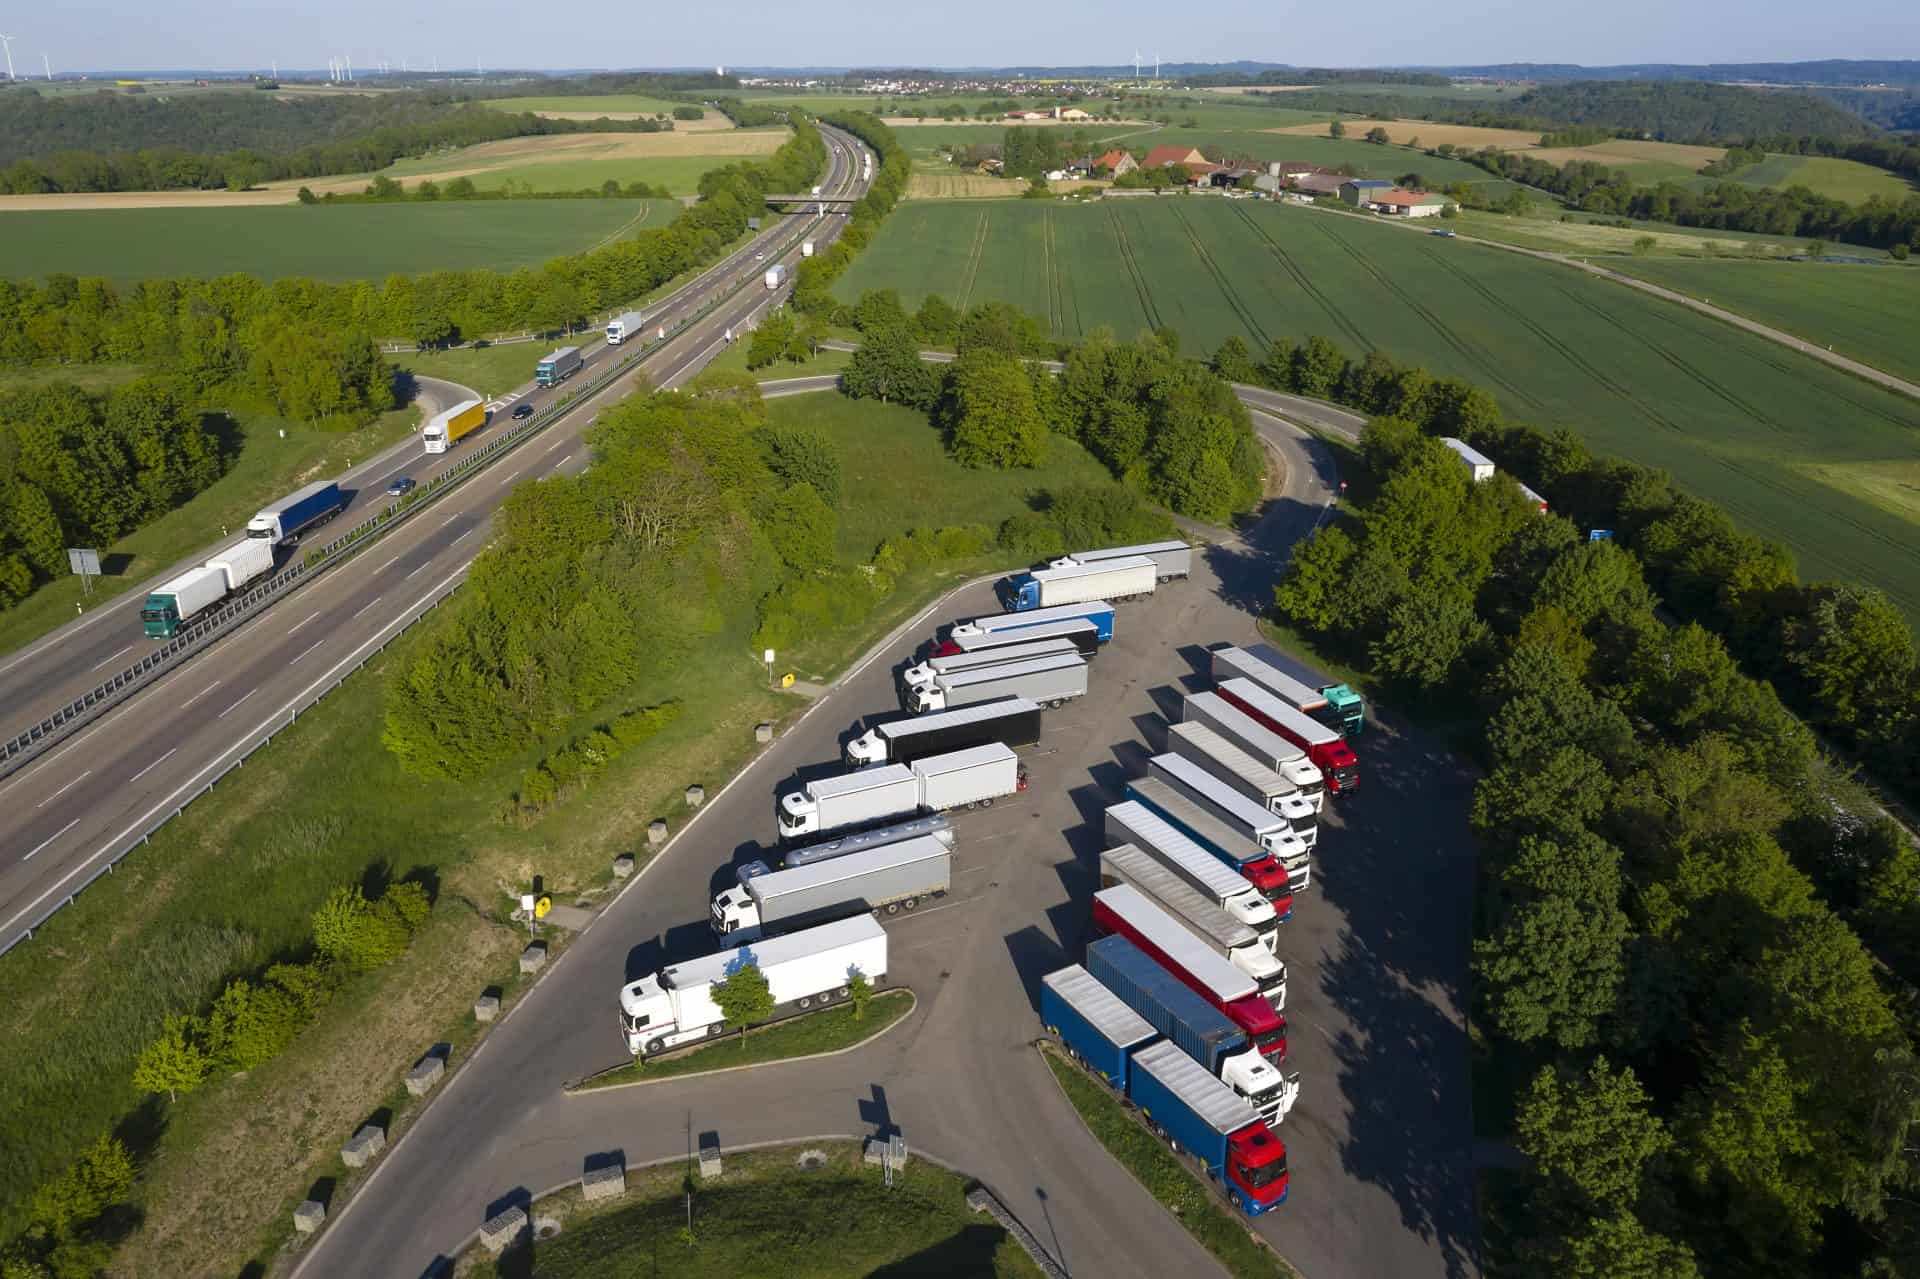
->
xmin=21 ymin=0 xmax=1920 ymax=74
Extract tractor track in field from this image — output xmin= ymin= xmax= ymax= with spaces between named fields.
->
xmin=1297 ymin=213 xmax=1544 ymax=414
xmin=1042 ymin=207 xmax=1066 ymax=336
xmin=957 ymin=208 xmax=990 ymax=310
xmin=1168 ymin=202 xmax=1272 ymax=348
xmin=1228 ymin=203 xmax=1373 ymax=354
xmin=1106 ymin=203 xmax=1164 ymax=331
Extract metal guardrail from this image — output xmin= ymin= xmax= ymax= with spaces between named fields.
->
xmin=0 ymin=142 xmax=865 ymax=784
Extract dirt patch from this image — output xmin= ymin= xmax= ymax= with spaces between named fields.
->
xmin=0 ymin=188 xmax=308 ymax=211
xmin=905 ymin=173 xmax=1103 ymax=199
xmin=1264 ymin=119 xmax=1544 ymax=150
xmin=1529 ymin=140 xmax=1726 ymax=171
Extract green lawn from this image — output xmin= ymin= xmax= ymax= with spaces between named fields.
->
xmin=575 ymin=989 xmax=914 ymax=1089
xmin=0 ymin=200 xmax=670 ymax=284
xmin=1613 ymin=258 xmax=1920 ymax=383
xmin=477 ymin=93 xmax=695 ymax=117
xmin=837 ymin=197 xmax=1920 ymax=617
xmin=481 ymin=1145 xmax=1044 ymax=1278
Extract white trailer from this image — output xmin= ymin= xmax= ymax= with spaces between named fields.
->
xmin=1054 ymin=541 xmax=1192 ymax=581
xmin=150 ymin=565 xmax=227 ymax=623
xmin=778 ymin=764 xmax=919 ymax=841
xmin=1101 ymin=842 xmax=1286 ymax=1006
xmin=909 ymin=651 xmax=1087 ymax=714
xmin=764 ymin=264 xmax=789 ymax=290
xmin=801 ymin=241 xmax=816 ymax=257
xmin=205 ymin=538 xmax=274 ymax=594
xmin=619 ymin=915 xmax=887 ymax=1055
xmin=606 ymin=310 xmax=647 ymax=344
xmin=1182 ymin=692 xmax=1325 ymax=812
xmin=1006 ymin=557 xmax=1155 ymax=611
xmin=783 ymin=813 xmax=952 ymax=869
xmin=1167 ymin=722 xmax=1318 ymax=849
xmin=1440 ymin=436 xmax=1495 ymax=482
xmin=901 ymin=638 xmax=1081 ymax=691
xmin=1104 ymin=802 xmax=1277 ymax=933
xmin=1147 ymin=753 xmax=1312 ymax=867
xmin=713 ymin=834 xmax=951 ymax=941
xmin=912 ymin=742 xmax=1021 ymax=810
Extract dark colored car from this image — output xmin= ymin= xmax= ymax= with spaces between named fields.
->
xmin=386 ymin=476 xmax=416 ymax=497
xmin=512 ymin=403 xmax=535 ymax=420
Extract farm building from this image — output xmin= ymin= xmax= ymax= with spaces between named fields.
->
xmin=1143 ymin=144 xmax=1208 ymax=170
xmin=1339 ymin=179 xmax=1394 ymax=205
xmin=1093 ymin=149 xmax=1138 ymax=176
xmin=1287 ymin=172 xmax=1346 ymax=196
xmin=1365 ymin=188 xmax=1450 ymax=217
xmin=1059 ymin=107 xmax=1091 ymax=121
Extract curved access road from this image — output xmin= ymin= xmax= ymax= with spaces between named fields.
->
xmin=290 ymin=405 xmax=1482 ymax=1279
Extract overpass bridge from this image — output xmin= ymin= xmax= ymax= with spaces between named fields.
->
xmin=765 ymin=192 xmax=861 ymax=206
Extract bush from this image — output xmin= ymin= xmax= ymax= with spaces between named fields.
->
xmin=507 ymin=703 xmax=683 ymax=820
xmin=764 ymin=482 xmax=839 ymax=572
xmin=762 ymin=426 xmax=842 ymax=506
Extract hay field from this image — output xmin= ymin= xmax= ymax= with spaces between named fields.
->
xmin=1265 ymin=119 xmax=1543 ymax=150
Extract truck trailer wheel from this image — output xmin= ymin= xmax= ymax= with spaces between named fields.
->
xmin=837 ymin=985 xmax=851 ymax=998
xmin=798 ymin=995 xmax=813 ymax=1009
xmin=645 ymin=1037 xmax=666 ymax=1056
xmin=885 ymin=902 xmax=901 ymax=915
xmin=902 ymin=897 xmax=918 ymax=910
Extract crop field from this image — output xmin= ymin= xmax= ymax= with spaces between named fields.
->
xmin=477 ymin=93 xmax=731 ymax=127
xmin=378 ymin=128 xmax=789 ymax=192
xmin=838 ymin=197 xmax=1920 ymax=614
xmin=1265 ymin=119 xmax=1543 ymax=150
xmin=1731 ymin=154 xmax=1916 ymax=202
xmin=0 ymin=199 xmax=673 ymax=283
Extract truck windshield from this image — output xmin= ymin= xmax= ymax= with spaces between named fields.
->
xmin=139 ymin=607 xmax=168 ymax=622
xmin=1252 ymin=1025 xmax=1287 ymax=1055
xmin=245 ymin=527 xmax=273 ymax=539
xmin=1334 ymin=767 xmax=1358 ymax=790
xmin=1238 ymin=1153 xmax=1288 ymax=1188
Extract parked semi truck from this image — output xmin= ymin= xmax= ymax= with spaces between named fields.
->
xmin=900 ymin=637 xmax=1081 ymax=693
xmin=1167 ymin=722 xmax=1318 ymax=847
xmin=620 ymin=915 xmax=886 ymax=1056
xmin=1105 ymin=800 xmax=1283 ymax=931
xmin=1052 ymin=540 xmax=1192 ymax=581
xmin=783 ymin=813 xmax=952 ymax=868
xmin=421 ymin=398 xmax=485 ymax=454
xmin=779 ymin=742 xmax=1021 ymax=839
xmin=1088 ymin=936 xmax=1298 ymax=1122
xmin=947 ymin=600 xmax=1115 ymax=645
xmin=1042 ymin=963 xmax=1289 ymax=1215
xmin=1121 ymin=775 xmax=1297 ymax=906
xmin=1099 ymin=842 xmax=1286 ymax=1006
xmin=1144 ymin=753 xmax=1313 ymax=886
xmin=764 ymin=263 xmax=789 ymax=290
xmin=141 ymin=535 xmax=276 ymax=638
xmin=1217 ymin=678 xmax=1359 ymax=797
xmin=1212 ymin=644 xmax=1364 ymax=738
xmin=845 ymin=697 xmax=1041 ymax=767
xmin=713 ymin=833 xmax=950 ymax=941
xmin=1092 ymin=884 xmax=1287 ymax=1058
xmin=1003 ymin=556 xmax=1155 ymax=611
xmin=605 ymin=310 xmax=647 ymax=345
xmin=247 ymin=479 xmax=346 ymax=546
xmin=907 ymin=651 xmax=1086 ymax=714
xmin=535 ymin=346 xmax=582 ymax=387
xmin=932 ymin=616 xmax=1100 ymax=659
xmin=1182 ymin=692 xmax=1325 ymax=812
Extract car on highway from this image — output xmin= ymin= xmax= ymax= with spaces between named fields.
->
xmin=512 ymin=403 xmax=535 ymax=420
xmin=386 ymin=476 xmax=417 ymax=497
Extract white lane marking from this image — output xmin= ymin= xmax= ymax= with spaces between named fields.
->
xmin=441 ymin=513 xmax=462 ymax=528
xmin=351 ymin=596 xmax=383 ymax=620
xmin=36 ymin=770 xmax=91 ymax=807
xmin=545 ymin=436 xmax=566 ymax=453
xmin=91 ymin=645 xmax=133 ymax=671
xmin=216 ymin=689 xmax=256 ymax=720
xmin=180 ymin=679 xmax=221 ymax=709
xmin=450 ymin=528 xmax=476 ymax=544
xmin=292 ymin=640 xmax=324 ymax=664
xmin=499 ymin=468 xmax=522 ymax=485
xmin=549 ymin=455 xmax=573 ymax=474
xmin=128 ymin=748 xmax=178 ymax=785
xmin=378 ymin=554 xmax=400 ymax=573
xmin=22 ymin=818 xmax=80 ymax=862
xmin=402 ymin=562 xmax=430 ymax=580
xmin=288 ymin=611 xmax=321 ymax=635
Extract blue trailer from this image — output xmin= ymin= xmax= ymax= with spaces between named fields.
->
xmin=949 ymin=600 xmax=1116 ymax=644
xmin=1127 ymin=1039 xmax=1290 ymax=1214
xmin=1040 ymin=963 xmax=1156 ymax=1090
xmin=1087 ymin=935 xmax=1245 ymax=1076
xmin=246 ymin=480 xmax=346 ymax=545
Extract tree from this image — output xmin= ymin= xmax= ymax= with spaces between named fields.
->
xmin=1290 ymin=335 xmax=1347 ymax=397
xmin=131 ymin=1014 xmax=211 ymax=1103
xmin=1210 ymin=336 xmax=1258 ymax=385
xmin=910 ymin=294 xmax=960 ymax=347
xmin=1518 ymin=1057 xmax=1670 ymax=1215
xmin=848 ymin=972 xmax=873 ymax=1020
xmin=205 ymin=978 xmax=304 ymax=1069
xmin=763 ymin=482 xmax=837 ymax=572
xmin=842 ymin=325 xmax=938 ymax=409
xmin=1369 ymin=584 xmax=1487 ymax=690
xmin=1365 ymin=126 xmax=1391 ymax=144
xmin=746 ymin=309 xmax=795 ymax=370
xmin=712 ymin=960 xmax=774 ymax=1046
xmin=1784 ymin=583 xmax=1916 ymax=742
xmin=311 ymin=884 xmax=410 ymax=972
xmin=1329 ymin=118 xmax=1346 ymax=138
xmin=852 ymin=288 xmax=908 ymax=334
xmin=1544 ymin=1213 xmax=1702 ymax=1279
xmin=948 ymin=350 xmax=1046 ymax=469
xmin=1273 ymin=525 xmax=1356 ymax=634
xmin=762 ymin=426 xmax=841 ymax=507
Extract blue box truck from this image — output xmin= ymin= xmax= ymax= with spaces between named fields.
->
xmin=1040 ymin=964 xmax=1155 ymax=1090
xmin=1127 ymin=1039 xmax=1290 ymax=1215
xmin=246 ymin=480 xmax=346 ymax=546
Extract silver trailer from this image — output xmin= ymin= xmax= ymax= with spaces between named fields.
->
xmin=1058 ymin=540 xmax=1191 ymax=580
xmin=1167 ymin=722 xmax=1318 ymax=849
xmin=946 ymin=617 xmax=1100 ymax=657
xmin=1100 ymin=843 xmax=1286 ymax=1006
xmin=911 ymin=742 xmax=1020 ymax=811
xmin=901 ymin=637 xmax=1081 ymax=690
xmin=1105 ymin=799 xmax=1279 ymax=926
xmin=910 ymin=650 xmax=1088 ymax=713
xmin=1182 ymin=691 xmax=1325 ymax=811
xmin=783 ymin=813 xmax=953 ymax=868
xmin=711 ymin=833 xmax=952 ymax=941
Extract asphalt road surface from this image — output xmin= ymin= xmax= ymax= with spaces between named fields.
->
xmin=0 ymin=127 xmax=870 ymax=952
xmin=292 ymin=413 xmax=1482 ymax=1279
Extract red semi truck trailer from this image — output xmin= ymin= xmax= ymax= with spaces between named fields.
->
xmin=1216 ymin=677 xmax=1359 ymax=797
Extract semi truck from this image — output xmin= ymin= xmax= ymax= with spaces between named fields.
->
xmin=764 ymin=264 xmax=789 ymax=290
xmin=801 ymin=241 xmax=816 ymax=257
xmin=932 ymin=616 xmax=1100 ymax=659
xmin=1053 ymin=540 xmax=1192 ymax=581
xmin=1104 ymin=801 xmax=1282 ymax=932
xmin=1099 ymin=842 xmax=1286 ymax=1006
xmin=783 ymin=813 xmax=952 ymax=868
xmin=605 ymin=310 xmax=647 ymax=345
xmin=712 ymin=833 xmax=950 ymax=941
xmin=1182 ymin=692 xmax=1326 ymax=812
xmin=246 ymin=479 xmax=346 ymax=546
xmin=1087 ymin=936 xmax=1297 ymax=1122
xmin=142 ymin=566 xmax=225 ymax=639
xmin=779 ymin=742 xmax=1021 ymax=839
xmin=1002 ymin=556 xmax=1155 ymax=611
xmin=900 ymin=637 xmax=1081 ymax=693
xmin=619 ymin=915 xmax=886 ymax=1056
xmin=1216 ymin=678 xmax=1359 ymax=797
xmin=421 ymin=398 xmax=485 ymax=454
xmin=845 ymin=696 xmax=1042 ymax=767
xmin=1212 ymin=643 xmax=1364 ymax=738
xmin=1144 ymin=753 xmax=1313 ymax=885
xmin=1040 ymin=962 xmax=1156 ymax=1089
xmin=1166 ymin=722 xmax=1318 ymax=847
xmin=535 ymin=346 xmax=582 ymax=387
xmin=906 ymin=651 xmax=1087 ymax=714
xmin=947 ymin=600 xmax=1115 ymax=645
xmin=1124 ymin=775 xmax=1301 ymax=905
xmin=1092 ymin=883 xmax=1287 ymax=1059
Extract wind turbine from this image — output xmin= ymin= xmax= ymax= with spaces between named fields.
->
xmin=43 ymin=52 xmax=51 ymax=80
xmin=344 ymin=54 xmax=353 ymax=81
xmin=0 ymin=35 xmax=17 ymax=81
xmin=1154 ymin=52 xmax=1160 ymax=82
xmin=1133 ymin=49 xmax=1141 ymax=84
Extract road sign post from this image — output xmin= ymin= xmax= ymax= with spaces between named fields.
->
xmin=67 ymin=547 xmax=100 ymax=597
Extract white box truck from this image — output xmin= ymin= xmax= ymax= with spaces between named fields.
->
xmin=764 ymin=263 xmax=789 ymax=290
xmin=901 ymin=638 xmax=1081 ymax=692
xmin=801 ymin=241 xmax=816 ymax=257
xmin=1167 ymin=722 xmax=1318 ymax=849
xmin=780 ymin=743 xmax=1021 ymax=838
xmin=1003 ymin=556 xmax=1155 ymax=611
xmin=712 ymin=833 xmax=951 ymax=941
xmin=1100 ymin=842 xmax=1286 ymax=1006
xmin=908 ymin=651 xmax=1087 ymax=714
xmin=1054 ymin=540 xmax=1192 ymax=581
xmin=1182 ymin=692 xmax=1325 ymax=812
xmin=206 ymin=538 xmax=274 ymax=595
xmin=619 ymin=915 xmax=886 ymax=1056
xmin=606 ymin=310 xmax=647 ymax=345
xmin=140 ymin=565 xmax=229 ymax=639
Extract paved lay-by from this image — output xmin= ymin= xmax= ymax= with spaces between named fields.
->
xmin=290 ymin=414 xmax=1481 ymax=1279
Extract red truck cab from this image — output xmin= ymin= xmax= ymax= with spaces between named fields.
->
xmin=1227 ymin=1122 xmax=1290 ymax=1211
xmin=1218 ymin=678 xmax=1360 ymax=796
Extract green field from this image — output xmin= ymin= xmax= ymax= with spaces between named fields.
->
xmin=477 ymin=93 xmax=696 ymax=117
xmin=1613 ymin=258 xmax=1920 ymax=382
xmin=0 ymin=199 xmax=674 ymax=283
xmin=1734 ymin=153 xmax=1918 ymax=202
xmin=837 ymin=197 xmax=1920 ymax=614
xmin=394 ymin=153 xmax=723 ymax=193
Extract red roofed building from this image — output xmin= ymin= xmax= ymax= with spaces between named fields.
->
xmin=1093 ymin=149 xmax=1138 ymax=176
xmin=1364 ymin=187 xmax=1451 ymax=217
xmin=1142 ymin=144 xmax=1207 ymax=170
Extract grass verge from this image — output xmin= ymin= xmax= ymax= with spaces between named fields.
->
xmin=572 ymin=989 xmax=915 ymax=1091
xmin=460 ymin=1142 xmax=1045 ymax=1278
xmin=1040 ymin=1044 xmax=1295 ymax=1279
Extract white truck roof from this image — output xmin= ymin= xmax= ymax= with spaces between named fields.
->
xmin=937 ymin=651 xmax=1084 ymax=690
xmin=1149 ymin=753 xmax=1287 ymax=837
xmin=1032 ymin=556 xmax=1154 ymax=586
xmin=1042 ymin=964 xmax=1156 ymax=1049
xmin=1070 ymin=541 xmax=1189 ymax=563
xmin=876 ymin=697 xmax=1040 ymax=739
xmin=808 ymin=763 xmax=914 ymax=799
xmin=1168 ymin=722 xmax=1288 ymax=796
xmin=743 ymin=835 xmax=949 ymax=905
xmin=912 ymin=741 xmax=1017 ymax=780
xmin=1213 ymin=646 xmax=1324 ymax=710
xmin=1107 ymin=800 xmax=1259 ymax=901
xmin=1101 ymin=842 xmax=1260 ymax=951
xmin=1440 ymin=436 xmax=1495 ymax=478
xmin=659 ymin=913 xmax=885 ymax=992
xmin=1095 ymin=884 xmax=1256 ymax=1002
xmin=965 ymin=601 xmax=1113 ymax=632
xmin=1218 ymin=678 xmax=1337 ymax=748
xmin=1131 ymin=1039 xmax=1259 ymax=1137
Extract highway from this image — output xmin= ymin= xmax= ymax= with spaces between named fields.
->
xmin=290 ymin=412 xmax=1481 ymax=1279
xmin=0 ymin=125 xmax=872 ymax=953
